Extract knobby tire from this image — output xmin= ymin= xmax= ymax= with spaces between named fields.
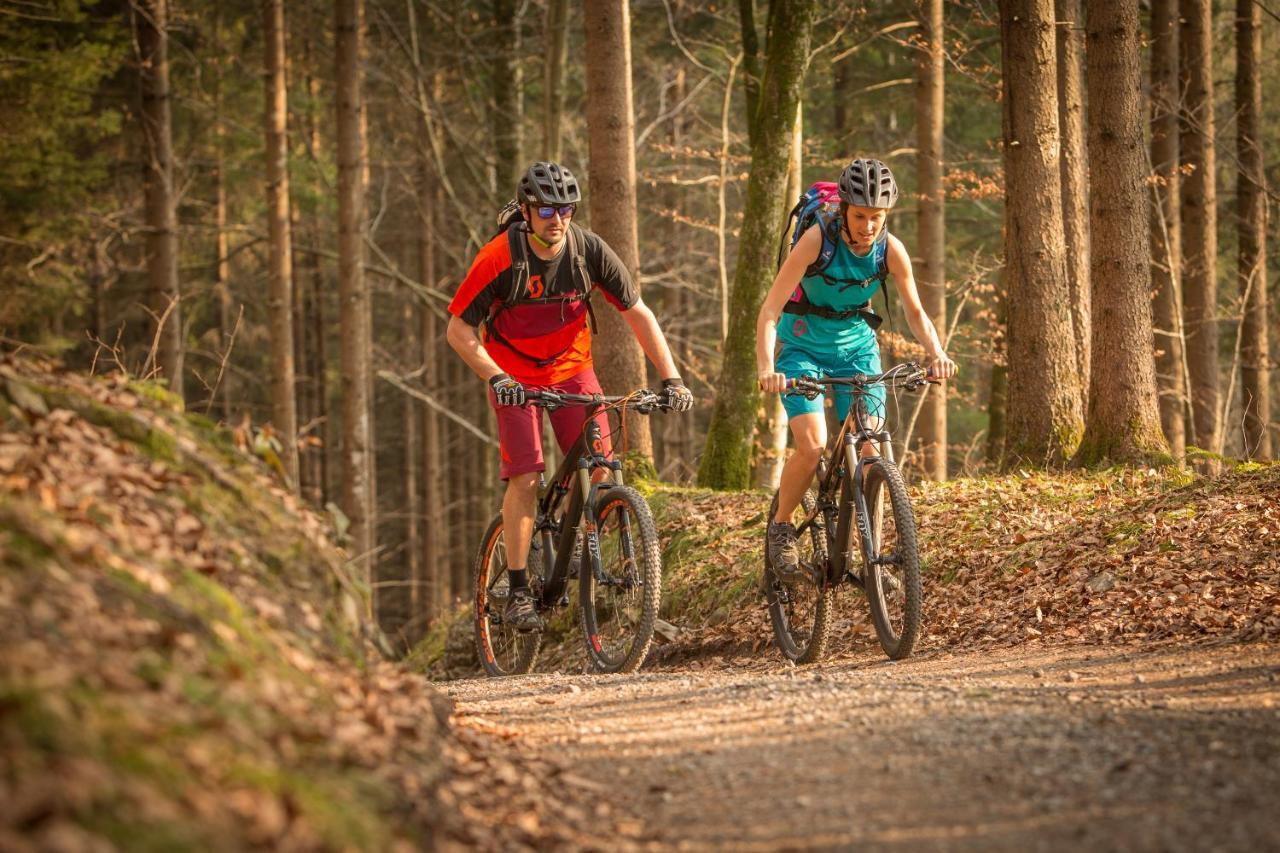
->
xmin=861 ymin=459 xmax=922 ymax=660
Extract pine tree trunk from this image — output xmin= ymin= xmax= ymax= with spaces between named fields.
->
xmin=264 ymin=0 xmax=299 ymax=487
xmin=583 ymin=0 xmax=653 ymax=460
xmin=698 ymin=0 xmax=820 ymax=490
xmin=490 ymin=0 xmax=522 ymax=197
xmin=998 ymin=0 xmax=1084 ymax=466
xmin=419 ymin=166 xmax=444 ymax=621
xmin=1235 ymin=0 xmax=1271 ymax=460
xmin=136 ymin=0 xmax=183 ymax=398
xmin=1179 ymin=0 xmax=1219 ymax=452
xmin=1074 ymin=0 xmax=1170 ymax=466
xmin=212 ymin=11 xmax=233 ymax=422
xmin=402 ymin=298 xmax=421 ymax=639
xmin=1057 ymin=0 xmax=1090 ymax=404
xmin=915 ymin=0 xmax=947 ymax=481
xmin=335 ymin=0 xmax=374 ymax=579
xmin=1149 ymin=0 xmax=1186 ymax=460
xmin=543 ymin=0 xmax=568 ymax=163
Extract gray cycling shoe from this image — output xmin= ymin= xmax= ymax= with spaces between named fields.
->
xmin=503 ymin=588 xmax=544 ymax=632
xmin=767 ymin=521 xmax=809 ymax=585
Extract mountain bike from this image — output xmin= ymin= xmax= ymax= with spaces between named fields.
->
xmin=474 ymin=388 xmax=670 ymax=677
xmin=763 ymin=362 xmax=936 ymax=663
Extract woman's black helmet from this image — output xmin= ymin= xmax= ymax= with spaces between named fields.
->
xmin=517 ymin=161 xmax=582 ymax=205
xmin=838 ymin=158 xmax=899 ymax=209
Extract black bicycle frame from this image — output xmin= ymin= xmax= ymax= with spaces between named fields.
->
xmin=530 ymin=409 xmax=624 ymax=607
xmin=802 ymin=390 xmax=895 ymax=585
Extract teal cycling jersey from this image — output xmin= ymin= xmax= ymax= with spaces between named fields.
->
xmin=777 ymin=227 xmax=885 ymax=353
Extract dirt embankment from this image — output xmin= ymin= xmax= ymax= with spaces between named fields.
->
xmin=0 ymin=355 xmax=645 ymax=851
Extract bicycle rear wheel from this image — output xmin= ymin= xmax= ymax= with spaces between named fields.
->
xmin=764 ymin=490 xmax=833 ymax=664
xmin=474 ymin=514 xmax=543 ymax=677
xmin=861 ymin=459 xmax=922 ymax=659
xmin=579 ymin=486 xmax=662 ymax=674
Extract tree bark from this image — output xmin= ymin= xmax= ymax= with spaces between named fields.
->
xmin=1179 ymin=0 xmax=1219 ymax=452
xmin=698 ymin=0 xmax=820 ymax=489
xmin=1235 ymin=0 xmax=1271 ymax=460
xmin=753 ymin=104 xmax=803 ymax=490
xmin=335 ymin=0 xmax=375 ymax=579
xmin=1149 ymin=0 xmax=1186 ymax=460
xmin=419 ymin=164 xmax=445 ymax=622
xmin=915 ymin=0 xmax=947 ymax=481
xmin=543 ymin=0 xmax=569 ymax=163
xmin=583 ymin=0 xmax=652 ymax=460
xmin=212 ymin=9 xmax=233 ymax=422
xmin=1074 ymin=0 xmax=1170 ymax=466
xmin=1056 ymin=0 xmax=1090 ymax=403
xmin=264 ymin=0 xmax=299 ymax=487
xmin=135 ymin=0 xmax=182 ymax=398
xmin=998 ymin=0 xmax=1084 ymax=466
xmin=490 ymin=0 xmax=522 ymax=198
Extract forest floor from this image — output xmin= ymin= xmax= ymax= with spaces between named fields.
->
xmin=443 ymin=639 xmax=1280 ymax=851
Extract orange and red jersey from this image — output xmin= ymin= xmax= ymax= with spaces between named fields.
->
xmin=448 ymin=228 xmax=638 ymax=385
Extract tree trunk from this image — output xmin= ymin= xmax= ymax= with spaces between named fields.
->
xmin=986 ymin=279 xmax=1009 ymax=467
xmin=264 ymin=0 xmax=299 ymax=487
xmin=698 ymin=0 xmax=820 ymax=490
xmin=998 ymin=0 xmax=1084 ymax=466
xmin=583 ymin=0 xmax=652 ymax=460
xmin=212 ymin=10 xmax=233 ymax=422
xmin=753 ymin=104 xmax=803 ymax=490
xmin=543 ymin=0 xmax=569 ymax=163
xmin=490 ymin=0 xmax=522 ymax=198
xmin=1149 ymin=0 xmax=1186 ymax=460
xmin=915 ymin=0 xmax=947 ymax=481
xmin=135 ymin=0 xmax=182 ymax=398
xmin=419 ymin=165 xmax=445 ymax=622
xmin=1057 ymin=0 xmax=1090 ymax=405
xmin=335 ymin=0 xmax=374 ymax=579
xmin=1235 ymin=0 xmax=1271 ymax=460
xmin=401 ymin=296 xmax=421 ymax=640
xmin=1179 ymin=0 xmax=1219 ymax=452
xmin=1074 ymin=0 xmax=1170 ymax=466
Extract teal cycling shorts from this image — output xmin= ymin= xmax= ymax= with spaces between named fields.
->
xmin=776 ymin=341 xmax=885 ymax=423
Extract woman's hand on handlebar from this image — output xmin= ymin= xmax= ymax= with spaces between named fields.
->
xmin=758 ymin=369 xmax=788 ymax=394
xmin=928 ymin=351 xmax=958 ymax=380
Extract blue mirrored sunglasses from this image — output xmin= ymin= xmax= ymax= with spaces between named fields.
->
xmin=535 ymin=204 xmax=576 ymax=220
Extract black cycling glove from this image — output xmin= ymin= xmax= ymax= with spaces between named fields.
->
xmin=489 ymin=373 xmax=526 ymax=407
xmin=661 ymin=377 xmax=694 ymax=412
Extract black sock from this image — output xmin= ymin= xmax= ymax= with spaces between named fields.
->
xmin=508 ymin=568 xmax=528 ymax=590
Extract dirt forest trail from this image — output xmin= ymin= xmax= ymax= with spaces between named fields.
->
xmin=444 ymin=642 xmax=1280 ymax=851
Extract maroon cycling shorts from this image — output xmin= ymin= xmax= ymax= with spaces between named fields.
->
xmin=490 ymin=367 xmax=613 ymax=480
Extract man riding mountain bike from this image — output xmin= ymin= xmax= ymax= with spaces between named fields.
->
xmin=446 ymin=161 xmax=693 ymax=632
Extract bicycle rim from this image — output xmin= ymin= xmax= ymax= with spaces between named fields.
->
xmin=764 ymin=490 xmax=832 ymax=664
xmin=580 ymin=486 xmax=661 ymax=674
xmin=862 ymin=460 xmax=922 ymax=659
xmin=474 ymin=516 xmax=542 ymax=676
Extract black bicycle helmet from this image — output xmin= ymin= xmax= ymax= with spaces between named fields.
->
xmin=517 ymin=161 xmax=581 ymax=205
xmin=838 ymin=158 xmax=899 ymax=209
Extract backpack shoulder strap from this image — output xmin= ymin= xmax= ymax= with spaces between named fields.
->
xmin=505 ymin=224 xmax=530 ymax=304
xmin=803 ymin=211 xmax=842 ymax=277
xmin=567 ymin=223 xmax=599 ymax=333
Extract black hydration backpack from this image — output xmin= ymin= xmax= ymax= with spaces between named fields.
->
xmin=481 ymin=203 xmax=598 ymax=368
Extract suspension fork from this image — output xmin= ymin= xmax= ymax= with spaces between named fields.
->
xmin=577 ymin=415 xmax=626 ymax=585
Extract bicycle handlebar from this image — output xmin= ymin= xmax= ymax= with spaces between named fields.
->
xmin=524 ymin=388 xmax=670 ymax=413
xmin=783 ymin=362 xmax=938 ymax=399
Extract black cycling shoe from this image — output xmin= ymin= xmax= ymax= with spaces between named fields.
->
xmin=503 ymin=587 xmax=543 ymax=632
xmin=767 ymin=520 xmax=809 ymax=585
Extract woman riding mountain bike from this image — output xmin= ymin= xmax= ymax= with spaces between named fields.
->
xmin=757 ymin=158 xmax=957 ymax=589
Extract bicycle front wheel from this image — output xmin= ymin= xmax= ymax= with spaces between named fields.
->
xmin=474 ymin=514 xmax=543 ymax=677
xmin=579 ymin=486 xmax=662 ymax=674
xmin=861 ymin=459 xmax=922 ymax=660
xmin=764 ymin=490 xmax=833 ymax=664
